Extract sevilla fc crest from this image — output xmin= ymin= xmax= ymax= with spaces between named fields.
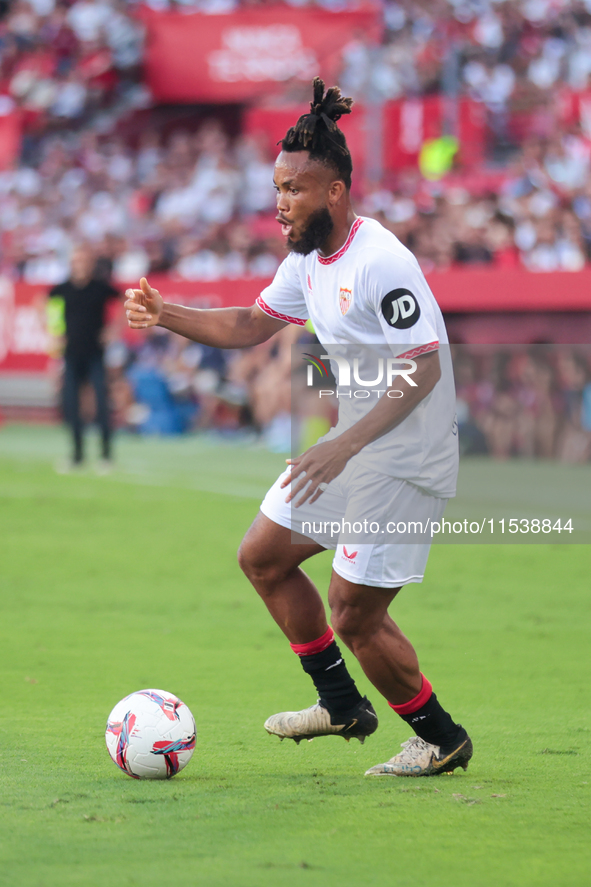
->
xmin=339 ymin=287 xmax=352 ymax=316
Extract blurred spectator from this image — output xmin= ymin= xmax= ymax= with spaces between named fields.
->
xmin=48 ymin=243 xmax=120 ymax=470
xmin=556 ymin=350 xmax=591 ymax=461
xmin=454 ymin=346 xmax=591 ymax=462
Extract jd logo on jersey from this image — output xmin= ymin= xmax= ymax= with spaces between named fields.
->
xmin=381 ymin=289 xmax=420 ymax=329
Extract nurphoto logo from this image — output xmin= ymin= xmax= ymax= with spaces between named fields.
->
xmin=303 ymin=353 xmax=418 ymax=399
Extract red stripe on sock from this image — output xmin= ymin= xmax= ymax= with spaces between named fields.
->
xmin=388 ymin=675 xmax=433 ymax=715
xmin=290 ymin=626 xmax=335 ymax=657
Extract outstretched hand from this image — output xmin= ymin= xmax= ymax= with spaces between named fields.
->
xmin=124 ymin=277 xmax=164 ymax=329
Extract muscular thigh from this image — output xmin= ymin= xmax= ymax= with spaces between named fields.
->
xmin=240 ymin=511 xmax=325 ymax=574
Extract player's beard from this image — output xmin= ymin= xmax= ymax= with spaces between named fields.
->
xmin=287 ymin=207 xmax=334 ymax=256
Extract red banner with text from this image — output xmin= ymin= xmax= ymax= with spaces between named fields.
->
xmin=138 ymin=5 xmax=382 ymax=103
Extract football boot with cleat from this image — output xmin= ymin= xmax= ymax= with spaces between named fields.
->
xmin=264 ymin=696 xmax=378 ymax=744
xmin=365 ymin=731 xmax=473 ymax=777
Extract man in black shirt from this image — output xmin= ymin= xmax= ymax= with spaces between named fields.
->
xmin=48 ymin=246 xmax=119 ymax=469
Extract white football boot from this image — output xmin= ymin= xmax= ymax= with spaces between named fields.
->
xmin=365 ymin=732 xmax=473 ymax=777
xmin=264 ymin=697 xmax=378 ymax=744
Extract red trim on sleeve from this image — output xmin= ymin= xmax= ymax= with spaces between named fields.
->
xmin=397 ymin=341 xmax=439 ymax=360
xmin=256 ymin=296 xmax=307 ymax=327
xmin=388 ymin=674 xmax=433 ymax=714
xmin=290 ymin=626 xmax=334 ymax=657
xmin=318 ymin=218 xmax=364 ymax=265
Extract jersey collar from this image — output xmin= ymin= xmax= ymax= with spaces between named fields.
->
xmin=317 ymin=218 xmax=364 ymax=266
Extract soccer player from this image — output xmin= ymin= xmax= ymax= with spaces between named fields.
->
xmin=125 ymin=79 xmax=472 ymax=777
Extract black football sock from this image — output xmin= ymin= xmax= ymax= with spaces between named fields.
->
xmin=390 ymin=674 xmax=466 ymax=752
xmin=299 ymin=641 xmax=363 ymax=718
xmin=398 ymin=692 xmax=466 ymax=752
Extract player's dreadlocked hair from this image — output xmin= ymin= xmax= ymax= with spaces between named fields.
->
xmin=281 ymin=77 xmax=354 ymax=190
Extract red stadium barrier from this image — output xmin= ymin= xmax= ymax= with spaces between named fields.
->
xmin=138 ymin=5 xmax=382 ymax=104
xmin=0 ymin=277 xmax=268 ymax=374
xmin=1 ymin=270 xmax=590 ymax=375
xmin=427 ymin=267 xmax=591 ymax=313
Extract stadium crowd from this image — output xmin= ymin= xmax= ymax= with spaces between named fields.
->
xmin=0 ymin=121 xmax=591 ymax=284
xmin=345 ymin=0 xmax=591 ymax=102
xmin=0 ymin=123 xmax=282 ymax=284
xmin=454 ymin=346 xmax=591 ymax=461
xmin=1 ymin=119 xmax=591 ymax=284
xmin=2 ymin=1 xmax=591 ymax=282
xmin=2 ymin=0 xmax=591 ymax=456
xmin=5 ymin=0 xmax=591 ymax=119
xmin=0 ymin=0 xmax=145 ymax=123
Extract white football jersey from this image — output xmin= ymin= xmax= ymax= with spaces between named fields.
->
xmin=257 ymin=216 xmax=458 ymax=497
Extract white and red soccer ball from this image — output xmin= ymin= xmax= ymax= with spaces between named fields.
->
xmin=105 ymin=689 xmax=196 ymax=779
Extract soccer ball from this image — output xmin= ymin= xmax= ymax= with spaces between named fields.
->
xmin=105 ymin=689 xmax=196 ymax=780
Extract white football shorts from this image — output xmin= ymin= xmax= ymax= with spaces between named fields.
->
xmin=260 ymin=462 xmax=448 ymax=588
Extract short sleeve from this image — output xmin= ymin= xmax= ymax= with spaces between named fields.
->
xmin=365 ymin=250 xmax=440 ymax=358
xmin=256 ymin=256 xmax=308 ymax=327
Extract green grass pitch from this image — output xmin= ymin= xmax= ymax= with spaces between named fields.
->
xmin=0 ymin=425 xmax=589 ymax=887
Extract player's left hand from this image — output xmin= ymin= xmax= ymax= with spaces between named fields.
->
xmin=282 ymin=440 xmax=350 ymax=508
